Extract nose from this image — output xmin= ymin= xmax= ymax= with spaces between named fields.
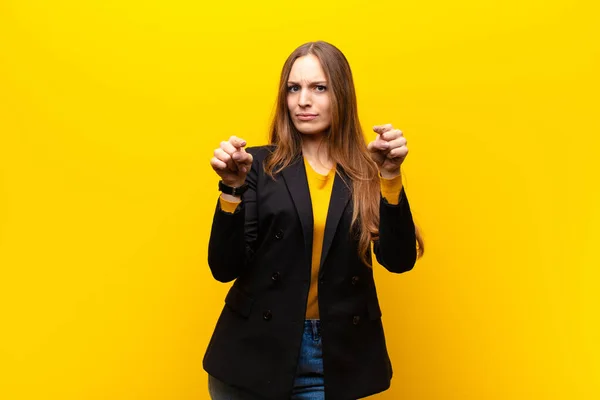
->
xmin=298 ymin=88 xmax=311 ymax=107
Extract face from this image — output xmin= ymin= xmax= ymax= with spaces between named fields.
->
xmin=286 ymin=54 xmax=332 ymax=137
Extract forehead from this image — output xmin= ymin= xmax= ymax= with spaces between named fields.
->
xmin=288 ymin=54 xmax=326 ymax=82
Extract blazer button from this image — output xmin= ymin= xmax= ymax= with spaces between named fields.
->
xmin=272 ymin=272 xmax=281 ymax=282
xmin=275 ymin=230 xmax=284 ymax=240
xmin=351 ymin=276 xmax=360 ymax=285
xmin=263 ymin=310 xmax=272 ymax=321
xmin=353 ymin=315 xmax=360 ymax=325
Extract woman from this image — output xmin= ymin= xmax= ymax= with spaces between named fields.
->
xmin=205 ymin=41 xmax=424 ymax=400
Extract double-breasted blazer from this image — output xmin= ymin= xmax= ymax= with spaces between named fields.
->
xmin=203 ymin=146 xmax=417 ymax=400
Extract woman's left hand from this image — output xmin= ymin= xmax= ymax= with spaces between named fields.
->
xmin=367 ymin=124 xmax=408 ymax=179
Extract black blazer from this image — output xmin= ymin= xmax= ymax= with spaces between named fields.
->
xmin=204 ymin=146 xmax=417 ymax=400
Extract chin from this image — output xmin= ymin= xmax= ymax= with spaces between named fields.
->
xmin=294 ymin=124 xmax=329 ymax=136
xmin=298 ymin=130 xmax=323 ymax=136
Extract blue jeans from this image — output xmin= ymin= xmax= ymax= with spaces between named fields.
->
xmin=208 ymin=320 xmax=325 ymax=400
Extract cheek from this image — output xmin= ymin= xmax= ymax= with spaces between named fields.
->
xmin=322 ymin=97 xmax=332 ymax=114
xmin=322 ymin=99 xmax=332 ymax=119
xmin=286 ymin=96 xmax=293 ymax=111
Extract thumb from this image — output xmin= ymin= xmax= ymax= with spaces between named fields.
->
xmin=367 ymin=140 xmax=378 ymax=153
xmin=232 ymin=145 xmax=247 ymax=159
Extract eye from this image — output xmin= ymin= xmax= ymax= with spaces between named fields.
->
xmin=287 ymin=85 xmax=300 ymax=93
xmin=315 ymin=85 xmax=327 ymax=92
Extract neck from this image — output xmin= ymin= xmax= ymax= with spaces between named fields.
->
xmin=301 ymin=133 xmax=332 ymax=170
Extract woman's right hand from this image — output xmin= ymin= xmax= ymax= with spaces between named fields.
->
xmin=210 ymin=136 xmax=253 ymax=187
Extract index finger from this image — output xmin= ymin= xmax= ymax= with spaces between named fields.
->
xmin=229 ymin=136 xmax=247 ymax=149
xmin=373 ymin=124 xmax=393 ymax=134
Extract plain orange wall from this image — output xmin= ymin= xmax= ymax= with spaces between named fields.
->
xmin=1 ymin=1 xmax=598 ymax=399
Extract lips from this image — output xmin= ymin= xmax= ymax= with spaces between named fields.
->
xmin=297 ymin=113 xmax=318 ymax=121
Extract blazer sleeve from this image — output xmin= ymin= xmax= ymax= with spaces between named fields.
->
xmin=207 ymin=149 xmax=259 ymax=282
xmin=373 ymin=186 xmax=418 ymax=273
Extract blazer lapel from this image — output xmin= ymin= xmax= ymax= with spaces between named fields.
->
xmin=319 ymin=168 xmax=351 ymax=274
xmin=281 ymin=157 xmax=314 ymax=267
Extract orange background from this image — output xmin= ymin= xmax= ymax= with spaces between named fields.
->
xmin=1 ymin=1 xmax=598 ymax=399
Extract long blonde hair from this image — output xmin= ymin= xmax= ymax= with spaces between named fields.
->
xmin=265 ymin=41 xmax=424 ymax=264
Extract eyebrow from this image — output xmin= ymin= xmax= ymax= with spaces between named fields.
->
xmin=287 ymin=80 xmax=328 ymax=85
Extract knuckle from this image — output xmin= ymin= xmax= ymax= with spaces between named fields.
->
xmin=211 ymin=158 xmax=223 ymax=169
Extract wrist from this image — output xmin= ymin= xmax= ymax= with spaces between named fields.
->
xmin=218 ymin=180 xmax=248 ymax=197
xmin=379 ymin=169 xmax=401 ymax=180
xmin=221 ymin=179 xmax=246 ymax=188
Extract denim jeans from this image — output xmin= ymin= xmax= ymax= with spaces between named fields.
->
xmin=208 ymin=320 xmax=325 ymax=400
xmin=291 ymin=319 xmax=325 ymax=399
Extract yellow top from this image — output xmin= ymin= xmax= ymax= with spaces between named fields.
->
xmin=303 ymin=157 xmax=336 ymax=319
xmin=218 ymin=161 xmax=404 ymax=319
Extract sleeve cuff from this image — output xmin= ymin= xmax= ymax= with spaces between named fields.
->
xmin=219 ymin=195 xmax=242 ymax=214
xmin=380 ymin=173 xmax=403 ymax=205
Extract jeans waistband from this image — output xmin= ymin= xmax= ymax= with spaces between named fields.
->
xmin=304 ymin=319 xmax=321 ymax=341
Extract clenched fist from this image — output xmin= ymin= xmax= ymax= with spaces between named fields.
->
xmin=210 ymin=136 xmax=253 ymax=188
xmin=367 ymin=124 xmax=408 ymax=179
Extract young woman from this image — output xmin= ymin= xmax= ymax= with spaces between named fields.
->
xmin=205 ymin=41 xmax=424 ymax=400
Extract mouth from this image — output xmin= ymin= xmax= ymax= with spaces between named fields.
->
xmin=297 ymin=113 xmax=318 ymax=121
